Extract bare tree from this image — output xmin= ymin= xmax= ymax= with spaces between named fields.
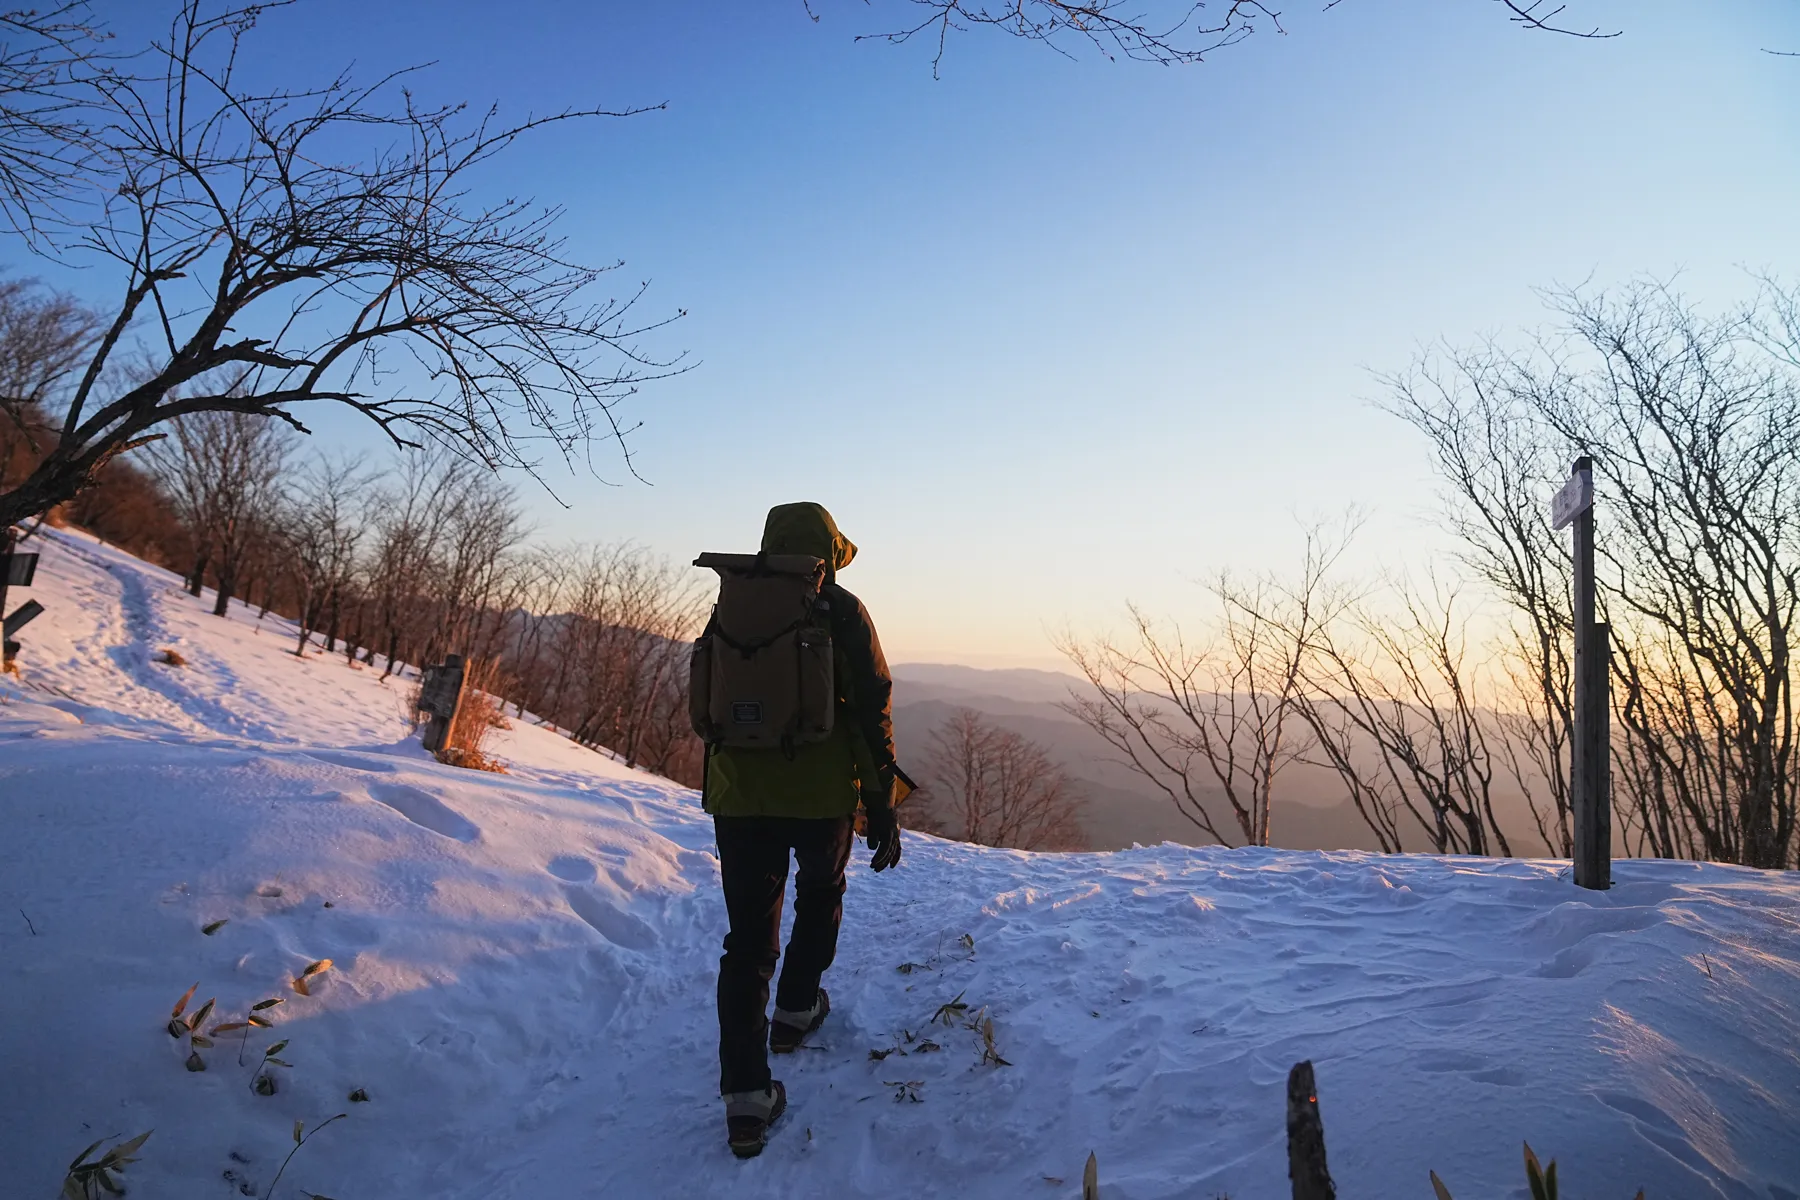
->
xmin=478 ymin=541 xmax=707 ymax=782
xmin=362 ymin=451 xmax=468 ymax=678
xmin=833 ymin=0 xmax=1620 ymax=73
xmin=1383 ymin=348 xmax=1577 ymax=853
xmin=1389 ymin=279 xmax=1800 ymax=870
xmin=542 ymin=543 xmax=705 ymax=767
xmin=912 ymin=708 xmax=1085 ymax=850
xmin=1059 ymin=527 xmax=1345 ymax=847
xmin=1286 ymin=582 xmax=1516 ymax=856
xmin=424 ymin=472 xmax=530 ymax=668
xmin=0 ymin=274 xmax=98 ymax=487
xmin=284 ymin=453 xmax=368 ymax=656
xmin=0 ymin=3 xmax=116 ymax=241
xmin=0 ymin=1 xmax=681 ymax=531
xmin=150 ymin=408 xmax=292 ymax=615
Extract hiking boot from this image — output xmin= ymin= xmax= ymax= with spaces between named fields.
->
xmin=769 ymin=989 xmax=829 ymax=1054
xmin=724 ymin=1080 xmax=787 ymax=1159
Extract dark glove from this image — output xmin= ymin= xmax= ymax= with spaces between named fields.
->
xmin=865 ymin=800 xmax=901 ymax=873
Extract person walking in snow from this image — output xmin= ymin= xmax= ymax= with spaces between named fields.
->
xmin=690 ymin=502 xmax=906 ymax=1159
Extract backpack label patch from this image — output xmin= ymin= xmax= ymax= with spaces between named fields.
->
xmin=731 ymin=702 xmax=763 ymax=725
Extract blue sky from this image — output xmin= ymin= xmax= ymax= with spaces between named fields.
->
xmin=44 ymin=1 xmax=1800 ymax=666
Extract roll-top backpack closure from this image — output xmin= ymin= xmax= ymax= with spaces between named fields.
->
xmin=689 ymin=552 xmax=836 ymax=751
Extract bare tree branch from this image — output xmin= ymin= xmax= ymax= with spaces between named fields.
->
xmin=1493 ymin=0 xmax=1619 ymax=39
xmin=0 ymin=0 xmax=684 ymax=530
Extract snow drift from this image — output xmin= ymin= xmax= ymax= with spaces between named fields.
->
xmin=2 ymin=527 xmax=1797 ymax=1199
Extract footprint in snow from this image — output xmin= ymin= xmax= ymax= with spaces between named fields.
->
xmin=303 ymin=749 xmax=401 ymax=774
xmin=547 ymin=855 xmax=598 ymax=883
xmin=562 ymin=884 xmax=658 ymax=951
xmin=365 ymin=782 xmax=480 ymax=842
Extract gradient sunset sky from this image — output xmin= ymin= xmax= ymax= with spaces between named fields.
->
xmin=57 ymin=1 xmax=1800 ymax=666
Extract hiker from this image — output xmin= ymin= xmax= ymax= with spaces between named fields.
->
xmin=690 ymin=502 xmax=905 ymax=1159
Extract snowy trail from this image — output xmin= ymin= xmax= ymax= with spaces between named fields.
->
xmin=2 ymin=528 xmax=1798 ymax=1199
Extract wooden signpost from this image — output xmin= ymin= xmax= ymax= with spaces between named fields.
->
xmin=417 ymin=653 xmax=466 ymax=755
xmin=0 ymin=529 xmax=43 ymax=668
xmin=1552 ymin=456 xmax=1611 ymax=890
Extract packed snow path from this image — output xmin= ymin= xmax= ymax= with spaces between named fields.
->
xmin=2 ymin=528 xmax=1798 ymax=1199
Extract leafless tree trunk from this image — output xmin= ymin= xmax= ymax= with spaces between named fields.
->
xmin=913 ymin=708 xmax=1085 ymax=850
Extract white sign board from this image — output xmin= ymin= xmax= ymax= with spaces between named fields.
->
xmin=1551 ymin=467 xmax=1593 ymax=531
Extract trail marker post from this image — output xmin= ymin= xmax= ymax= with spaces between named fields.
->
xmin=1551 ymin=456 xmax=1611 ymax=890
xmin=0 ymin=528 xmax=43 ymax=668
xmin=418 ymin=653 xmax=466 ymax=755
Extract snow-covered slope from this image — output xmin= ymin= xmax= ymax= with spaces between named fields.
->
xmin=3 ymin=527 xmax=1798 ymax=1199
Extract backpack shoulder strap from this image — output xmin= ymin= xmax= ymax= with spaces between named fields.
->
xmin=820 ymin=583 xmax=896 ymax=775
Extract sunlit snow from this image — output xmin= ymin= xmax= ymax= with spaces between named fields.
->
xmin=2 ymin=527 xmax=1797 ymax=1198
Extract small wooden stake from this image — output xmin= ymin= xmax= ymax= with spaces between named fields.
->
xmin=1287 ymin=1061 xmax=1335 ymax=1200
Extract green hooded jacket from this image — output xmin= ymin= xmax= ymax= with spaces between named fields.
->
xmin=703 ymin=503 xmax=896 ymax=819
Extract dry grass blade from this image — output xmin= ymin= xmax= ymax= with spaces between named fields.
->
xmin=170 ymin=982 xmax=198 ymax=1019
xmin=267 ymin=1114 xmax=347 ymax=1200
xmin=61 ymin=1131 xmax=153 ymax=1200
xmin=979 ymin=1016 xmax=1012 ymax=1067
xmin=66 ymin=1140 xmax=105 ymax=1173
xmin=103 ymin=1131 xmax=152 ymax=1164
xmin=186 ymin=998 xmax=215 ymax=1030
xmin=1523 ymin=1142 xmax=1557 ymax=1200
xmin=931 ymin=990 xmax=968 ymax=1026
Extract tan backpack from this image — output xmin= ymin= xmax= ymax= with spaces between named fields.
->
xmin=689 ymin=552 xmax=837 ymax=751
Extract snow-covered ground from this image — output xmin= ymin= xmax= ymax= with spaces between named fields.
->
xmin=2 ymin=526 xmax=1798 ymax=1199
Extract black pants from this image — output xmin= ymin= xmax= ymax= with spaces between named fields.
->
xmin=714 ymin=814 xmax=854 ymax=1096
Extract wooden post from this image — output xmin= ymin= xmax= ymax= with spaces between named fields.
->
xmin=0 ymin=528 xmax=13 ymax=668
xmin=1286 ymin=1060 xmax=1335 ymax=1200
xmin=1575 ymin=619 xmax=1612 ymax=889
xmin=1553 ymin=456 xmax=1610 ymax=890
xmin=1 ymin=527 xmax=41 ymax=668
xmin=418 ymin=653 xmax=466 ymax=756
xmin=1566 ymin=456 xmax=1610 ymax=890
